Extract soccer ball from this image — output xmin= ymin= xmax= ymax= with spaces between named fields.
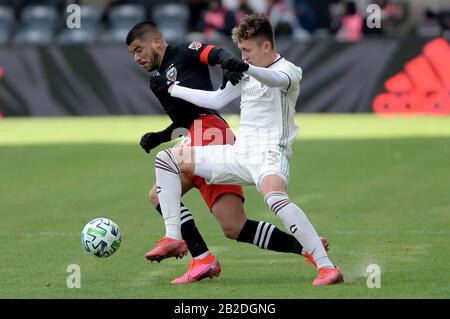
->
xmin=81 ymin=218 xmax=121 ymax=257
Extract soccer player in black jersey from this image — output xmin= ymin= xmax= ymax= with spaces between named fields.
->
xmin=126 ymin=21 xmax=327 ymax=284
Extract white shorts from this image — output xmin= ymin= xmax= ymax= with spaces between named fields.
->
xmin=193 ymin=144 xmax=290 ymax=191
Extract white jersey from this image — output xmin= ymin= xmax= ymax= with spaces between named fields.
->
xmin=170 ymin=55 xmax=303 ymax=187
xmin=235 ymin=56 xmax=302 ymax=159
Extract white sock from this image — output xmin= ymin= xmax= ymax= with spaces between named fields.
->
xmin=193 ymin=251 xmax=209 ymax=260
xmin=264 ymin=192 xmax=334 ymax=269
xmin=155 ymin=149 xmax=182 ymax=240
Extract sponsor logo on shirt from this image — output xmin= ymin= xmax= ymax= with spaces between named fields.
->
xmin=166 ymin=64 xmax=177 ymax=81
xmin=188 ymin=41 xmax=202 ymax=51
xmin=242 ymin=87 xmax=267 ymax=98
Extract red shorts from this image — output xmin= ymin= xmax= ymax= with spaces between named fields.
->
xmin=179 ymin=114 xmax=245 ymax=210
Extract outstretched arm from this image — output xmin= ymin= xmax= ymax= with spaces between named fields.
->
xmin=189 ymin=43 xmax=292 ymax=89
xmin=169 ymin=82 xmax=241 ymax=110
xmin=221 ymin=58 xmax=293 ymax=89
xmin=246 ymin=64 xmax=290 ymax=89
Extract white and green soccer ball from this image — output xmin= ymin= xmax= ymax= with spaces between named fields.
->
xmin=81 ymin=218 xmax=121 ymax=257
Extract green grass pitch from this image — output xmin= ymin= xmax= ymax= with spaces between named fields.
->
xmin=0 ymin=115 xmax=449 ymax=298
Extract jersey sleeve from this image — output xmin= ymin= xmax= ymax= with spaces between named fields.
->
xmin=246 ymin=64 xmax=291 ymax=88
xmin=180 ymin=41 xmax=218 ymax=66
xmin=277 ymin=63 xmax=303 ymax=93
xmin=171 ymin=81 xmax=241 ymax=110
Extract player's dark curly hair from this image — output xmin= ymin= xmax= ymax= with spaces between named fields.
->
xmin=231 ymin=13 xmax=275 ymax=48
xmin=126 ymin=20 xmax=161 ymax=45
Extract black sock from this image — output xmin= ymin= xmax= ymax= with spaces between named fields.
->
xmin=155 ymin=203 xmax=209 ymax=258
xmin=237 ymin=219 xmax=303 ymax=255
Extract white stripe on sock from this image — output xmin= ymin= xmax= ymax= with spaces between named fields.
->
xmin=263 ymin=225 xmax=275 ymax=249
xmin=180 ymin=215 xmax=193 ymax=224
xmin=253 ymin=221 xmax=263 ymax=245
xmin=258 ymin=223 xmax=270 ymax=248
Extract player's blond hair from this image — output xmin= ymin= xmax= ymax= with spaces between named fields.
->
xmin=231 ymin=13 xmax=275 ymax=49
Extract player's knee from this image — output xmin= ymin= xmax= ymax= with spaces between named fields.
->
xmin=222 ymin=227 xmax=240 ymax=240
xmin=211 ymin=194 xmax=246 ymax=239
xmin=149 ymin=187 xmax=159 ymax=207
xmin=221 ymin=219 xmax=246 ymax=240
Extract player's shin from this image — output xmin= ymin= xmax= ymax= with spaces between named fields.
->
xmin=264 ymin=192 xmax=334 ymax=269
xmin=155 ymin=150 xmax=183 ymax=240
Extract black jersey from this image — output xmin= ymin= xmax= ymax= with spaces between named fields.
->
xmin=153 ymin=41 xmax=222 ymax=130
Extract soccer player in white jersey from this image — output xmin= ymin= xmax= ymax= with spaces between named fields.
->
xmin=149 ymin=13 xmax=344 ymax=285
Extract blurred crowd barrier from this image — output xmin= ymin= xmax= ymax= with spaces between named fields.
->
xmin=1 ymin=37 xmax=448 ymax=117
xmin=0 ymin=0 xmax=449 ymax=45
xmin=374 ymin=38 xmax=450 ymax=115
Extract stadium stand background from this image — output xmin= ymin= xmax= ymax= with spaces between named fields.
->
xmin=0 ymin=0 xmax=449 ymax=116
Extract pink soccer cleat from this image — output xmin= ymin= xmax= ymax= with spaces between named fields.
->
xmin=171 ymin=253 xmax=221 ymax=284
xmin=145 ymin=237 xmax=188 ymax=263
xmin=304 ymin=237 xmax=330 ymax=267
xmin=312 ymin=265 xmax=344 ymax=286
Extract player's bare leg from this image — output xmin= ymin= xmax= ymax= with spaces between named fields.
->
xmin=211 ymin=193 xmax=325 ymax=258
xmin=154 ymin=146 xmax=329 ymax=262
xmin=155 ymin=146 xmax=308 ymax=253
xmin=260 ymin=174 xmax=343 ymax=285
xmin=153 ymin=146 xmax=331 ymax=249
xmin=210 ymin=194 xmax=246 ymax=239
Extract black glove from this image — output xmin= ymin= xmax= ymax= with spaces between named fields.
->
xmin=221 ymin=57 xmax=249 ymax=73
xmin=140 ymin=132 xmax=163 ymax=153
xmin=149 ymin=74 xmax=174 ymax=95
xmin=220 ymin=70 xmax=243 ymax=89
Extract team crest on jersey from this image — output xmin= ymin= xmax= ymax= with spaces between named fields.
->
xmin=188 ymin=41 xmax=202 ymax=51
xmin=166 ymin=65 xmax=177 ymax=81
